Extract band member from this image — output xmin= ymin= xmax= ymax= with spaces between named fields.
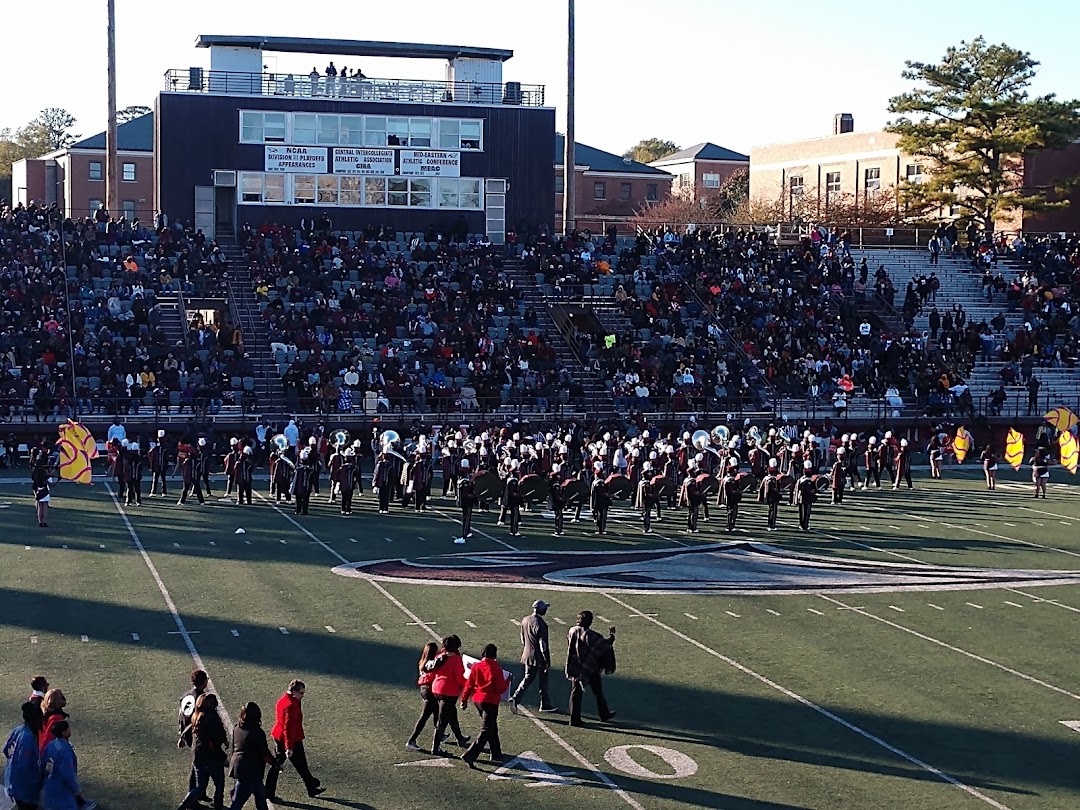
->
xmin=272 ymin=451 xmax=294 ymax=503
xmin=352 ymin=440 xmax=366 ymax=497
xmin=441 ymin=444 xmax=458 ymax=498
xmin=235 ymin=446 xmax=255 ymax=506
xmin=307 ymin=437 xmax=322 ymax=497
xmin=980 ymin=444 xmax=998 ymax=490
xmin=224 ymin=438 xmax=240 ymax=496
xmin=197 ymin=438 xmax=213 ymax=496
xmin=374 ymin=452 xmax=394 ymax=514
xmin=927 ymin=434 xmax=944 ymax=480
xmin=831 ymin=448 xmax=845 ymax=504
xmin=294 ymin=450 xmax=315 ymax=515
xmin=458 ymin=460 xmax=476 ymax=538
xmin=893 ymin=439 xmax=913 ymax=490
xmin=685 ymin=475 xmax=701 ymax=533
xmin=177 ymin=442 xmax=204 ymax=506
xmin=148 ymin=430 xmax=169 ymax=497
xmin=878 ymin=432 xmax=895 ymax=485
xmin=638 ymin=463 xmax=657 ymax=534
xmin=843 ymin=435 xmax=862 ymax=490
xmin=549 ymin=464 xmax=566 ymax=536
xmin=794 ymin=460 xmax=816 ymax=531
xmin=757 ymin=459 xmax=782 ymax=531
xmin=590 ymin=473 xmax=611 ymax=536
xmin=337 ymin=448 xmax=358 ymax=515
xmin=571 ymin=469 xmax=588 ymax=524
xmin=863 ymin=436 xmax=880 ymax=490
xmin=504 ymin=464 xmax=524 ymax=537
xmin=125 ymin=442 xmax=144 ymax=506
xmin=721 ymin=459 xmax=741 ymax=531
xmin=409 ymin=453 xmax=429 ymax=513
xmin=327 ymin=441 xmax=344 ymax=504
xmin=1031 ymin=447 xmax=1050 ymax=498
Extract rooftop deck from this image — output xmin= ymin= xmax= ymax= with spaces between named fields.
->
xmin=163 ymin=69 xmax=545 ymax=107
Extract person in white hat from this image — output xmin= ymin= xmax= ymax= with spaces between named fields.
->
xmin=177 ymin=439 xmax=205 ymax=506
xmin=235 ymin=445 xmax=255 ymax=506
xmin=149 ymin=430 xmax=169 ymax=497
xmin=720 ymin=457 xmax=742 ymax=532
xmin=893 ymin=438 xmax=913 ymax=491
xmin=757 ymin=459 xmax=782 ymax=531
xmin=124 ymin=442 xmax=144 ymax=507
xmin=831 ymin=447 xmax=846 ymax=504
xmin=508 ymin=599 xmax=558 ymax=715
xmin=196 ymin=437 xmax=213 ymax=496
xmin=863 ymin=436 xmax=880 ymax=490
xmin=794 ymin=460 xmax=817 ymax=531
xmin=457 ymin=459 xmax=477 ymax=538
xmin=549 ymin=463 xmax=567 ymax=536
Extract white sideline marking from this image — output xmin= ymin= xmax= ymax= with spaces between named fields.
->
xmin=807 ymin=608 xmax=824 ymax=615
xmin=888 ymin=525 xmax=901 ymax=530
xmin=553 ymin=618 xmax=566 ymax=625
xmin=1006 ymin=589 xmax=1080 ymax=614
xmin=173 ymin=542 xmax=180 ymax=547
xmin=597 ymin=615 xmax=610 ymax=623
xmin=24 ymin=545 xmax=30 ymax=550
xmin=1061 ymin=721 xmax=1080 ymax=734
xmin=904 ymin=509 xmax=1080 ymax=560
xmin=1020 ymin=506 xmax=1080 ymax=522
xmin=30 ymin=637 xmax=37 ymax=644
xmin=278 ymin=627 xmax=289 ymax=635
xmin=766 ymin=609 xmax=781 ymax=616
xmin=131 ymin=633 xmax=140 ymax=641
xmin=887 ymin=605 xmax=905 ymax=613
xmin=231 ymin=630 xmax=240 ymax=637
xmin=372 ymin=624 xmax=383 ymax=632
xmin=267 ymin=504 xmax=645 ymax=810
xmin=99 ymin=544 xmax=106 ymax=549
xmin=927 ymin=604 xmax=944 ymax=611
xmin=819 ymin=595 xmax=1080 ymax=702
xmin=464 ymin=620 xmax=477 ymax=628
xmin=1003 ymin=523 xmax=1016 ymax=527
xmin=967 ymin=603 xmax=984 ymax=609
xmin=684 ymin=613 xmax=698 ymax=620
xmin=725 ymin=611 xmax=741 ymax=618
xmin=80 ymin=635 xmax=89 ymax=642
xmin=1004 ymin=601 xmax=1024 ymax=609
xmin=603 ymin=593 xmax=1011 ymax=809
xmin=325 ymin=625 xmax=336 ymax=633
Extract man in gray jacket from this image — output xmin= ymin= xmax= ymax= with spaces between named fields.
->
xmin=508 ymin=600 xmax=559 ymax=714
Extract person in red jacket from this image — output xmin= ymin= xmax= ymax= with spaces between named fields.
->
xmin=265 ymin=680 xmax=325 ymax=799
xmin=406 ymin=642 xmax=441 ymax=751
xmin=428 ymin=635 xmax=471 ymax=756
xmin=459 ymin=644 xmax=509 ymax=766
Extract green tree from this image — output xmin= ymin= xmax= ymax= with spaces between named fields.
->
xmin=623 ymin=138 xmax=680 ymax=164
xmin=716 ymin=168 xmax=749 ymax=218
xmin=118 ymin=105 xmax=152 ymax=123
xmin=888 ymin=37 xmax=1080 ymax=235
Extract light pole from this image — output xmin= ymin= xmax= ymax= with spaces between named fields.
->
xmin=105 ymin=0 xmax=119 ymax=218
xmin=561 ymin=0 xmax=576 ymax=237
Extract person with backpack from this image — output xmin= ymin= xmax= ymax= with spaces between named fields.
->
xmin=178 ymin=669 xmax=210 ymax=804
xmin=3 ymin=701 xmax=44 ymax=810
xmin=177 ymin=693 xmax=228 ymax=809
xmin=565 ymin=611 xmax=616 ymax=727
xmin=228 ymin=702 xmax=274 ymax=809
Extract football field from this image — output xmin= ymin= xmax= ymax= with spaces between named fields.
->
xmin=1 ymin=467 xmax=1079 ymax=810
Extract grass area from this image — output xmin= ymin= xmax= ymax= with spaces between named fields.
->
xmin=0 ymin=466 xmax=1079 ymax=809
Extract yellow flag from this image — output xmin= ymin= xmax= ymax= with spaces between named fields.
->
xmin=1059 ymin=432 xmax=1079 ymax=475
xmin=953 ymin=426 xmax=972 ymax=464
xmin=1004 ymin=428 xmax=1025 ymax=472
xmin=56 ymin=419 xmax=99 ymax=484
xmin=1044 ymin=406 xmax=1080 ymax=433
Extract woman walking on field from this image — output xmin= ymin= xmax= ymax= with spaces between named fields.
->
xmin=406 ymin=642 xmax=442 ymax=751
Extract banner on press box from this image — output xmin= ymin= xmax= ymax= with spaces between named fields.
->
xmin=400 ymin=150 xmax=460 ymax=177
xmin=333 ymin=148 xmax=396 ymax=176
xmin=265 ymin=145 xmax=327 ymax=173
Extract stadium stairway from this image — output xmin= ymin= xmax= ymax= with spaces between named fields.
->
xmin=154 ymin=292 xmax=188 ymax=347
xmin=857 ymin=248 xmax=1080 ymax=408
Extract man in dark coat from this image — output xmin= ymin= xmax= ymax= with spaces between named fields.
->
xmin=508 ymin=600 xmax=557 ymax=714
xmin=565 ymin=611 xmax=615 ymax=727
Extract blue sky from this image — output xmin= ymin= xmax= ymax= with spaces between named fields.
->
xmin=6 ymin=0 xmax=1079 ymax=155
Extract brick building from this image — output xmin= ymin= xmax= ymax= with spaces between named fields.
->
xmin=648 ymin=142 xmax=748 ymax=197
xmin=555 ymin=133 xmax=672 ymax=229
xmin=10 ymin=113 xmax=156 ymax=222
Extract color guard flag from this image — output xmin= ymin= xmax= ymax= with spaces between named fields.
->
xmin=953 ymin=426 xmax=973 ymax=464
xmin=1059 ymin=431 xmax=1079 ymax=475
xmin=1044 ymin=406 xmax=1080 ymax=433
xmin=1004 ymin=428 xmax=1025 ymax=472
xmin=56 ymin=419 xmax=99 ymax=484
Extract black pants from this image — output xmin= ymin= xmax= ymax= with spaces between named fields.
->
xmin=265 ymin=738 xmax=319 ymax=797
xmin=553 ymin=505 xmax=564 ymax=534
xmin=341 ymin=488 xmax=354 ymax=514
xmin=433 ymin=695 xmax=466 ymax=750
xmin=511 ymin=665 xmax=552 ymax=708
xmin=595 ymin=505 xmax=609 ymax=534
xmin=180 ymin=757 xmax=225 ymax=808
xmin=642 ymin=505 xmax=652 ymax=532
xmin=414 ymin=488 xmax=427 ymax=512
xmin=180 ymin=479 xmax=204 ymax=504
xmin=727 ymin=502 xmax=739 ymax=531
xmin=569 ymin=674 xmax=611 ymax=725
xmin=799 ymin=503 xmax=812 ymax=530
xmin=832 ymin=484 xmax=844 ymax=504
xmin=702 ymin=499 xmax=710 ymax=520
xmin=686 ymin=504 xmax=698 ymax=531
xmin=766 ymin=502 xmax=778 ymax=529
xmin=151 ymin=469 xmax=168 ymax=495
xmin=237 ymin=480 xmax=252 ymax=505
xmin=408 ymin=685 xmax=439 ymax=743
xmin=461 ymin=504 xmax=473 ymax=536
xmin=509 ymin=504 xmax=521 ymax=534
xmin=895 ymin=466 xmax=913 ymax=489
xmin=311 ymin=473 xmax=320 ymax=495
xmin=295 ymin=490 xmax=310 ymax=515
xmin=201 ymin=472 xmax=212 ymax=496
xmin=868 ymin=466 xmax=880 ymax=487
xmin=126 ymin=478 xmax=142 ymax=505
xmin=379 ymin=487 xmax=391 ymax=512
xmin=462 ymin=702 xmax=502 ymax=762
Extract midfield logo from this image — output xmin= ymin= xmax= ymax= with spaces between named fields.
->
xmin=333 ymin=542 xmax=1080 ymax=595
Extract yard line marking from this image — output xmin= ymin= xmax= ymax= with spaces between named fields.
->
xmin=1060 ymin=521 xmax=1072 ymax=526
xmin=684 ymin=613 xmax=699 ymax=620
xmin=596 ymin=615 xmax=610 ymax=623
xmin=131 ymin=633 xmax=140 ymax=641
xmin=428 ymin=507 xmax=519 ymax=551
xmin=602 ymin=593 xmax=1010 ymax=809
xmin=244 ymin=540 xmax=252 ymax=545
xmin=918 ymin=525 xmax=929 ymax=529
xmin=1033 ymin=522 xmax=1044 ymax=526
xmin=386 ymin=537 xmax=394 ymax=543
xmin=1003 ymin=523 xmax=1017 ymax=527
xmin=350 ymin=538 xmax=357 ymax=543
xmin=807 ymin=608 xmax=824 ymax=615
xmin=1019 ymin=506 xmax=1080 ymax=522
xmin=766 ymin=609 xmax=781 ymax=616
xmin=407 ymin=621 xmax=436 ymax=626
xmin=30 ymin=637 xmax=37 ymax=644
xmin=24 ymin=545 xmax=30 ymax=550
xmin=725 ymin=611 xmax=741 ymax=618
xmin=904 ymin=509 xmax=1080 ymax=560
xmin=80 ymin=635 xmax=89 ymax=642
xmin=887 ymin=605 xmax=905 ymax=613
xmin=927 ymin=603 xmax=944 ymax=611
xmin=325 ymin=625 xmax=336 ymax=633
xmin=464 ymin=620 xmax=477 ymax=628
xmin=417 ymin=536 xmax=427 ymax=542
xmin=888 ymin=525 xmax=902 ymax=531
xmin=173 ymin=542 xmax=180 ymax=547
xmin=966 ymin=602 xmax=984 ymax=609
xmin=372 ymin=624 xmax=384 ymax=632
xmin=1061 ymin=721 xmax=1080 ymax=734
xmin=268 ymin=509 xmax=645 ymax=810
xmin=209 ymin=541 xmax=216 ymax=546
xmin=231 ymin=629 xmax=240 ymax=637
xmin=1005 ymin=588 xmax=1080 ymax=614
xmin=553 ymin=618 xmax=566 ymax=625
xmin=1004 ymin=601 xmax=1024 ymax=609
xmin=104 ymin=484 xmax=234 ymax=717
xmin=509 ymin=618 xmax=520 ymax=626
xmin=168 ymin=631 xmax=200 ymax=635
xmin=99 ymin=544 xmax=106 ymax=549
xmin=818 ymin=595 xmax=1080 ymax=702
xmin=278 ymin=539 xmax=286 ymax=544
xmin=278 ymin=627 xmax=289 ymax=635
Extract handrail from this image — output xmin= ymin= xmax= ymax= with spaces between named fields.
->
xmin=177 ymin=291 xmax=191 ymax=349
xmin=163 ymin=69 xmax=546 ymax=107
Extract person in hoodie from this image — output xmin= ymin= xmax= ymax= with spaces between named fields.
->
xmin=459 ymin=644 xmax=509 ymax=767
xmin=177 ymin=693 xmax=228 ymax=809
xmin=3 ymin=701 xmax=43 ymax=810
xmin=428 ymin=635 xmax=471 ymax=756
xmin=41 ymin=720 xmax=97 ymax=810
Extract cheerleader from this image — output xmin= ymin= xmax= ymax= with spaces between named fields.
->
xmin=927 ymin=434 xmax=944 ymax=479
xmin=980 ymin=444 xmax=997 ymax=490
xmin=1031 ymin=447 xmax=1050 ymax=498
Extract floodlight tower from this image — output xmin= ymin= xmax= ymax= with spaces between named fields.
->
xmin=561 ymin=0 xmax=576 ymax=236
xmin=105 ymin=0 xmax=119 ymax=218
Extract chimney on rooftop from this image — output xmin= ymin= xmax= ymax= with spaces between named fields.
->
xmin=834 ymin=113 xmax=854 ymax=135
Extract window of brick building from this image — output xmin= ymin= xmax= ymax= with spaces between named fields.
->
xmin=593 ymin=181 xmax=606 ymax=200
xmin=620 ymin=182 xmax=632 ymax=201
xmin=122 ymin=162 xmax=136 ymax=182
xmin=646 ymin=183 xmax=658 ymax=202
xmin=89 ymin=161 xmax=103 ymax=181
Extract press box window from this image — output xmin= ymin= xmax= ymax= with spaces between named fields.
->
xmin=241 ymin=173 xmax=263 ymax=202
xmin=240 ymin=111 xmax=286 ymax=143
xmin=122 ymin=162 xmax=136 ymax=182
xmin=293 ymin=175 xmax=316 ymax=205
xmin=89 ymin=161 xmax=103 ymax=181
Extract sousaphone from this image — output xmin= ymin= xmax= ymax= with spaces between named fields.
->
xmin=271 ymin=434 xmax=289 ymax=453
xmin=331 ymin=429 xmax=350 ymax=450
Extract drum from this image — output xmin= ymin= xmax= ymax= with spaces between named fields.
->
xmin=471 ymin=470 xmax=501 ymax=502
xmin=777 ymin=473 xmax=795 ymax=494
xmin=695 ymin=472 xmax=719 ymax=496
xmin=734 ymin=472 xmax=757 ymax=493
xmin=812 ymin=474 xmax=831 ymax=492
xmin=519 ymin=473 xmax=550 ymax=504
xmin=561 ymin=478 xmax=589 ymax=506
xmin=605 ymin=473 xmax=633 ymax=500
xmin=650 ymin=475 xmax=672 ymax=498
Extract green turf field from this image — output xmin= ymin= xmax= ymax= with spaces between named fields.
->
xmin=1 ymin=466 xmax=1079 ymax=810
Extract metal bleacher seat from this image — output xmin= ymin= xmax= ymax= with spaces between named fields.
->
xmin=242 ymin=377 xmax=255 ymax=392
xmin=169 ymin=390 xmax=181 ymax=408
xmin=230 ymin=376 xmax=242 ymax=389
